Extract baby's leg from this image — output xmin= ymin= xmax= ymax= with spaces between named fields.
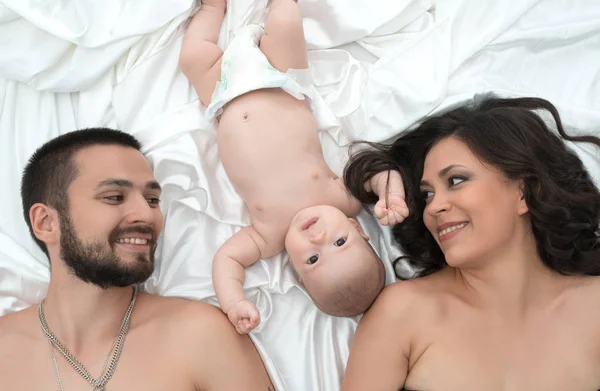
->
xmin=259 ymin=0 xmax=308 ymax=72
xmin=179 ymin=0 xmax=226 ymax=106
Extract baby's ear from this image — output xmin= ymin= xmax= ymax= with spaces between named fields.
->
xmin=288 ymin=257 xmax=302 ymax=283
xmin=349 ymin=218 xmax=370 ymax=241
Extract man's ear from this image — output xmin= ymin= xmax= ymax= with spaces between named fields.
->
xmin=30 ymin=203 xmax=60 ymax=246
xmin=517 ymin=180 xmax=529 ymax=216
xmin=349 ymin=218 xmax=370 ymax=241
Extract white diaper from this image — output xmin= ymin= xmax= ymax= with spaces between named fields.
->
xmin=204 ymin=23 xmax=313 ymax=124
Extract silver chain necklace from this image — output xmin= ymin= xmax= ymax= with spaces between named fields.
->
xmin=38 ymin=286 xmax=138 ymax=391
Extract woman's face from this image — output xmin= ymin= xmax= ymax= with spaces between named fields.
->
xmin=419 ymin=136 xmax=529 ymax=268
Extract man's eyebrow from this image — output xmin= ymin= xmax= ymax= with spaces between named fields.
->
xmin=95 ymin=179 xmax=161 ymax=191
xmin=96 ymin=179 xmax=133 ymax=189
xmin=146 ymin=181 xmax=162 ymax=191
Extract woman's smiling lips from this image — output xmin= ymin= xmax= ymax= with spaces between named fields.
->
xmin=437 ymin=221 xmax=469 ymax=242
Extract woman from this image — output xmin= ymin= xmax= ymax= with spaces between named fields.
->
xmin=341 ymin=97 xmax=600 ymax=391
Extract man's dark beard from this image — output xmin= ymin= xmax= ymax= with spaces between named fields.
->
xmin=58 ymin=212 xmax=156 ymax=289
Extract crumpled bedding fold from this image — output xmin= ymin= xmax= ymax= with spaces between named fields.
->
xmin=1 ymin=0 xmax=599 ymax=390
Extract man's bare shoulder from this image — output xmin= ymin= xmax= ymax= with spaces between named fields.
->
xmin=0 ymin=306 xmax=43 ymax=365
xmin=0 ymin=306 xmax=39 ymax=342
xmin=135 ymin=294 xmax=272 ymax=389
xmin=135 ymin=293 xmax=241 ymax=343
xmin=137 ymin=293 xmax=225 ymax=321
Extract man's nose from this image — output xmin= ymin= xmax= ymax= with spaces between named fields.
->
xmin=125 ymin=195 xmax=156 ymax=225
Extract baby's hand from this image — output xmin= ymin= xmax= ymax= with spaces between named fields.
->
xmin=368 ymin=170 xmax=409 ymax=225
xmin=227 ymin=299 xmax=261 ymax=334
xmin=374 ymin=193 xmax=409 ymax=226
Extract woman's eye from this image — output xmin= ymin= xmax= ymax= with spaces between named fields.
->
xmin=308 ymin=255 xmax=319 ymax=264
xmin=334 ymin=238 xmax=347 ymax=247
xmin=449 ymin=176 xmax=466 ymax=186
xmin=421 ymin=190 xmax=434 ymax=202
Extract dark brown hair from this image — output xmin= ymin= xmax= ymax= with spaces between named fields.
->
xmin=344 ymin=97 xmax=600 ymax=277
xmin=21 ymin=128 xmax=142 ymax=257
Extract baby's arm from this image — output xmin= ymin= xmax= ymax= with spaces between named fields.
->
xmin=213 ymin=225 xmax=281 ymax=334
xmin=366 ymin=170 xmax=409 ymax=226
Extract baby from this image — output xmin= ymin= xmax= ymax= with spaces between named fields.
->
xmin=179 ymin=0 xmax=408 ymax=334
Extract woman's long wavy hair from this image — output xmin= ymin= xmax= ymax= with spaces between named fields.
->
xmin=344 ymin=96 xmax=600 ymax=278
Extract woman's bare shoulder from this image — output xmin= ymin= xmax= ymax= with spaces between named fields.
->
xmin=566 ymin=274 xmax=600 ymax=310
xmin=370 ymin=269 xmax=456 ymax=323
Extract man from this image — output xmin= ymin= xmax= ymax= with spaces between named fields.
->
xmin=0 ymin=128 xmax=274 ymax=390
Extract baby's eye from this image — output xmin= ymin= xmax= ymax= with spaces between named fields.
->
xmin=334 ymin=238 xmax=347 ymax=247
xmin=308 ymin=255 xmax=319 ymax=264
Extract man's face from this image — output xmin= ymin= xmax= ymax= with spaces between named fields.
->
xmin=58 ymin=145 xmax=163 ymax=288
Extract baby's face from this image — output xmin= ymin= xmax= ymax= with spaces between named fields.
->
xmin=285 ymin=205 xmax=372 ymax=288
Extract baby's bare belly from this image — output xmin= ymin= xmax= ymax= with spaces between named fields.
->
xmin=216 ymin=88 xmax=329 ymax=217
xmin=218 ymin=89 xmax=317 ymax=153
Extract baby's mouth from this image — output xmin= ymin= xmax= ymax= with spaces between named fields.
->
xmin=301 ymin=217 xmax=319 ymax=230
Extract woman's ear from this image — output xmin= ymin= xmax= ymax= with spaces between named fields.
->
xmin=517 ymin=180 xmax=529 ymax=216
xmin=349 ymin=218 xmax=370 ymax=241
xmin=30 ymin=203 xmax=60 ymax=246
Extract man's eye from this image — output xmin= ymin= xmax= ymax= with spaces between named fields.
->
xmin=105 ymin=195 xmax=123 ymax=202
xmin=308 ymin=255 xmax=319 ymax=264
xmin=147 ymin=197 xmax=161 ymax=205
xmin=334 ymin=238 xmax=347 ymax=247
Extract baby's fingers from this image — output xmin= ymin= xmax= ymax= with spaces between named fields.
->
xmin=378 ymin=208 xmax=409 ymax=226
xmin=373 ymin=200 xmax=388 ymax=219
xmin=236 ymin=319 xmax=251 ymax=334
xmin=250 ymin=309 xmax=261 ymax=326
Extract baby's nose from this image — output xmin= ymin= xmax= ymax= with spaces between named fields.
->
xmin=309 ymin=230 xmax=325 ymax=244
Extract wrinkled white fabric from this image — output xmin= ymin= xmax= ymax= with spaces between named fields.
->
xmin=1 ymin=0 xmax=600 ymax=390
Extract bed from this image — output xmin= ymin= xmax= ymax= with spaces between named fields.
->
xmin=1 ymin=0 xmax=599 ymax=389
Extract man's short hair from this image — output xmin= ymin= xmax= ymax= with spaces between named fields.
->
xmin=20 ymin=128 xmax=143 ymax=257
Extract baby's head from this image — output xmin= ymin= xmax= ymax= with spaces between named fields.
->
xmin=285 ymin=205 xmax=385 ymax=316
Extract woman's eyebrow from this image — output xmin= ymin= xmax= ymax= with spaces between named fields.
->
xmin=420 ymin=164 xmax=467 ymax=186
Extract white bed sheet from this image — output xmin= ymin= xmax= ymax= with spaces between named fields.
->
xmin=1 ymin=0 xmax=599 ymax=390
